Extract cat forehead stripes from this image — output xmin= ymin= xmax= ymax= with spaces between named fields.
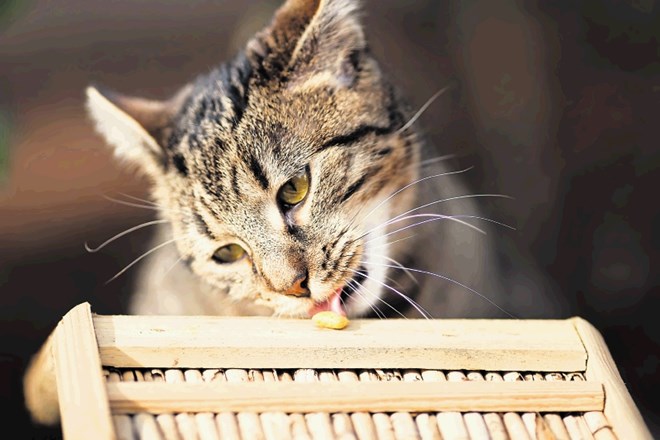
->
xmin=85 ymin=0 xmax=424 ymax=319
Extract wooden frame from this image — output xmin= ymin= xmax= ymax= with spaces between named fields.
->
xmin=24 ymin=302 xmax=652 ymax=439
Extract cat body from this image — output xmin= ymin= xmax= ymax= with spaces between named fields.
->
xmin=87 ymin=0 xmax=562 ymax=320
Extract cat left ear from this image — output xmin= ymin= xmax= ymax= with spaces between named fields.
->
xmin=85 ymin=85 xmax=191 ymax=175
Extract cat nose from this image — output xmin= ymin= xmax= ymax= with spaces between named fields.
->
xmin=283 ymin=271 xmax=310 ymax=298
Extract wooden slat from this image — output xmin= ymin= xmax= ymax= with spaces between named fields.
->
xmin=94 ymin=315 xmax=587 ymax=372
xmin=106 ymin=381 xmax=604 ymax=414
xmin=23 ymin=331 xmax=60 ymax=425
xmin=54 ymin=303 xmax=115 ymax=440
xmin=572 ymin=318 xmax=653 ymax=440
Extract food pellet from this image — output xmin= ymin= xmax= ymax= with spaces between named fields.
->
xmin=312 ymin=311 xmax=349 ymax=330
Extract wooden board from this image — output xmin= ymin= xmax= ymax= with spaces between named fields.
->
xmin=572 ymin=318 xmax=653 ymax=440
xmin=23 ymin=303 xmax=653 ymax=440
xmin=107 ymin=380 xmax=604 ymax=414
xmin=94 ymin=314 xmax=588 ymax=372
xmin=53 ymin=303 xmax=114 ymax=440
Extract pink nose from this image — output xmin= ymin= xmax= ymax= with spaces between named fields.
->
xmin=284 ymin=272 xmax=310 ymax=297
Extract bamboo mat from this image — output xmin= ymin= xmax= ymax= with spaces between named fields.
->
xmin=105 ymin=367 xmax=616 ymax=440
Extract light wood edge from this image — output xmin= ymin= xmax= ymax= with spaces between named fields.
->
xmin=23 ymin=330 xmax=60 ymax=425
xmin=52 ymin=302 xmax=115 ymax=440
xmin=106 ymin=380 xmax=604 ymax=414
xmin=571 ymin=317 xmax=653 ymax=440
xmin=94 ymin=315 xmax=587 ymax=372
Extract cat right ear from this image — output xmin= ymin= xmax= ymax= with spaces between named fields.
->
xmin=247 ymin=0 xmax=366 ymax=89
xmin=85 ymin=85 xmax=190 ymax=176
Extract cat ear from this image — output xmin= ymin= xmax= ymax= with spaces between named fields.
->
xmin=249 ymin=0 xmax=366 ymax=87
xmin=85 ymin=85 xmax=191 ymax=175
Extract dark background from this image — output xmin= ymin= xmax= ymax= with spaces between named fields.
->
xmin=1 ymin=0 xmax=658 ymax=437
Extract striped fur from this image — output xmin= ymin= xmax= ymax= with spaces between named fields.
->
xmin=86 ymin=0 xmax=422 ymax=317
xmin=88 ymin=0 xmax=559 ymax=319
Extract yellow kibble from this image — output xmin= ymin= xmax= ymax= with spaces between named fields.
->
xmin=312 ymin=311 xmax=350 ymax=330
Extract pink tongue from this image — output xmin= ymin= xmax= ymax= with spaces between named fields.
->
xmin=309 ymin=288 xmax=346 ymax=317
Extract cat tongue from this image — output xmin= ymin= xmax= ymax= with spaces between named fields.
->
xmin=309 ymin=288 xmax=346 ymax=317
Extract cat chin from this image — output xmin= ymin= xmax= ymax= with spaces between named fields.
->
xmin=253 ymin=287 xmax=347 ymax=318
xmin=252 ymin=295 xmax=308 ymax=318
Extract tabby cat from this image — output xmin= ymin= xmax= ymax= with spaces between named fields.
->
xmin=86 ymin=0 xmax=562 ymax=320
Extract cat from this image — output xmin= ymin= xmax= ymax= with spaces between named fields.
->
xmin=86 ymin=0 xmax=564 ymax=320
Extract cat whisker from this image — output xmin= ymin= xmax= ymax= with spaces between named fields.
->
xmin=354 ymin=167 xmax=475 ymax=228
xmin=368 ymin=234 xmax=417 ymax=250
xmin=350 ymin=268 xmax=432 ymax=319
xmin=158 ymin=255 xmax=185 ymax=285
xmin=104 ymin=194 xmax=185 ymax=217
xmin=117 ymin=192 xmax=161 ymax=208
xmin=84 ymin=219 xmax=169 ymax=253
xmin=363 ymin=213 xmax=516 ymax=244
xmin=381 ymin=271 xmax=409 ymax=291
xmin=368 ymin=262 xmax=516 ymax=318
xmin=420 ymin=154 xmax=456 ymax=168
xmin=333 ymin=257 xmax=398 ymax=318
xmin=105 ymin=235 xmax=186 ymax=285
xmin=344 ymin=279 xmax=385 ymax=319
xmin=345 ymin=278 xmax=403 ymax=319
xmin=361 ymin=214 xmax=486 ymax=243
xmin=103 ymin=195 xmax=163 ymax=212
xmin=397 ymin=85 xmax=451 ymax=134
xmin=382 ymin=255 xmax=418 ymax=286
xmin=390 ymin=193 xmax=514 ymax=224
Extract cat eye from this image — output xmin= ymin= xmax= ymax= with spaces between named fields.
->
xmin=277 ymin=168 xmax=309 ymax=208
xmin=212 ymin=244 xmax=246 ymax=263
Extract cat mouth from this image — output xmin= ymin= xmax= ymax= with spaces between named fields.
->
xmin=308 ymin=267 xmax=367 ymax=317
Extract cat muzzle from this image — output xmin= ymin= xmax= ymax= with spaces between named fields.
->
xmin=283 ymin=272 xmax=311 ymax=298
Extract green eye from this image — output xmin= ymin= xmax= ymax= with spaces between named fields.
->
xmin=277 ymin=168 xmax=309 ymax=207
xmin=212 ymin=244 xmax=246 ymax=263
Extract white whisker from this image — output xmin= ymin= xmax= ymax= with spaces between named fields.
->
xmin=346 ymin=278 xmax=405 ymax=319
xmin=350 ymin=268 xmax=432 ymax=319
xmin=357 ymin=167 xmax=475 ymax=225
xmin=368 ymin=262 xmax=515 ymax=318
xmin=382 ymin=255 xmax=418 ymax=286
xmin=390 ymin=193 xmax=514 ymax=224
xmin=159 ymin=255 xmax=185 ymax=285
xmin=368 ymin=234 xmax=417 ymax=250
xmin=363 ymin=214 xmax=486 ymax=243
xmin=345 ymin=279 xmax=386 ymax=319
xmin=420 ymin=154 xmax=456 ymax=168
xmin=84 ymin=219 xmax=168 ymax=253
xmin=117 ymin=192 xmax=161 ymax=208
xmin=103 ymin=195 xmax=162 ymax=212
xmin=106 ymin=236 xmax=184 ymax=284
xmin=397 ymin=86 xmax=451 ymax=134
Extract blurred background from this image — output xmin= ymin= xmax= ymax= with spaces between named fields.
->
xmin=1 ymin=0 xmax=658 ymax=437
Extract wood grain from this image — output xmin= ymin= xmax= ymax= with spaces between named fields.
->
xmin=572 ymin=317 xmax=653 ymax=440
xmin=23 ymin=331 xmax=59 ymax=425
xmin=94 ymin=315 xmax=587 ymax=372
xmin=106 ymin=381 xmax=604 ymax=414
xmin=53 ymin=303 xmax=115 ymax=440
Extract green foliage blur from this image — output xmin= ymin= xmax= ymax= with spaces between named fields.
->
xmin=0 ymin=0 xmax=26 ymax=29
xmin=0 ymin=0 xmax=27 ymax=183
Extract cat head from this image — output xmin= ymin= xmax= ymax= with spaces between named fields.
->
xmin=87 ymin=0 xmax=420 ymax=317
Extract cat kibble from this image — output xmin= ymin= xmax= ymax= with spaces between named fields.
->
xmin=312 ymin=311 xmax=349 ymax=330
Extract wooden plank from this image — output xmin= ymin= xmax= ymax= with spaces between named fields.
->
xmin=106 ymin=381 xmax=604 ymax=414
xmin=572 ymin=318 xmax=653 ymax=440
xmin=23 ymin=331 xmax=60 ymax=425
xmin=94 ymin=315 xmax=587 ymax=371
xmin=54 ymin=302 xmax=115 ymax=440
